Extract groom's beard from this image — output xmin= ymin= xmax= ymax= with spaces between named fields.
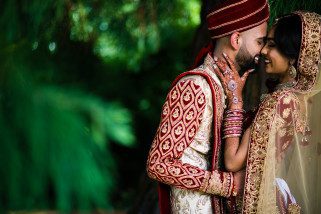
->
xmin=235 ymin=45 xmax=255 ymax=73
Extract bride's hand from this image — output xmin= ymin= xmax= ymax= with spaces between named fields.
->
xmin=213 ymin=53 xmax=253 ymax=109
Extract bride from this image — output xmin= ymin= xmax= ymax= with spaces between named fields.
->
xmin=213 ymin=11 xmax=321 ymax=213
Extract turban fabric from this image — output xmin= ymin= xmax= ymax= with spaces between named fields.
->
xmin=192 ymin=0 xmax=269 ymax=68
xmin=207 ymin=0 xmax=270 ymax=39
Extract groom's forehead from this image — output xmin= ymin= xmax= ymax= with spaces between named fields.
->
xmin=242 ymin=22 xmax=268 ymax=40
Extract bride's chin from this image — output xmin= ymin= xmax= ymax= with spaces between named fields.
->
xmin=264 ymin=65 xmax=273 ymax=73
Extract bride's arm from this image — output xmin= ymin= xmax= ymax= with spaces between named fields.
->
xmin=224 ymin=127 xmax=250 ymax=172
xmin=223 ymin=98 xmax=251 ymax=172
xmin=213 ymin=53 xmax=253 ymax=172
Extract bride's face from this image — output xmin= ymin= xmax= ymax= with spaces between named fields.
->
xmin=260 ymin=27 xmax=291 ymax=74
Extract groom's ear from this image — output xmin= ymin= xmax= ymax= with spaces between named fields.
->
xmin=230 ymin=32 xmax=242 ymax=51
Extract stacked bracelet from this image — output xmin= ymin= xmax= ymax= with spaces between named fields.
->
xmin=223 ymin=109 xmax=245 ymax=139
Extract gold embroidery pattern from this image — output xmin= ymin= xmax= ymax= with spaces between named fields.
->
xmin=147 ymin=60 xmax=233 ymax=196
xmin=171 ymin=186 xmax=213 ymax=214
xmin=199 ymin=171 xmax=211 ymax=192
xmin=243 ymin=90 xmax=307 ymax=213
xmin=203 ymin=55 xmax=225 ymax=127
xmin=294 ymin=11 xmax=321 ymax=92
xmin=168 ymin=60 xmax=229 ymax=213
xmin=207 ymin=171 xmax=222 ymax=195
xmin=275 ymin=91 xmax=307 ymax=160
xmin=203 ymin=54 xmax=230 ymax=213
xmin=187 ymin=54 xmax=225 ymax=169
xmin=205 ymin=170 xmax=232 ymax=197
xmin=243 ymin=12 xmax=321 ymax=213
xmin=242 ymin=90 xmax=281 ymax=213
xmin=288 ymin=203 xmax=301 ymax=214
xmin=147 ymin=79 xmax=208 ymax=190
xmin=147 ymin=55 xmax=233 ymax=213
xmin=188 ymin=55 xmax=225 ymax=182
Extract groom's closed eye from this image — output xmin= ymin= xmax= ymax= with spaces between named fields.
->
xmin=256 ymin=37 xmax=265 ymax=46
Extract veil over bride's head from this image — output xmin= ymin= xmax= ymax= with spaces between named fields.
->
xmin=272 ymin=11 xmax=321 ymax=213
xmin=242 ymin=11 xmax=321 ymax=214
xmin=293 ymin=11 xmax=321 ymax=94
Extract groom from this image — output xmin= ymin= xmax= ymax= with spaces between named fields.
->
xmin=146 ymin=0 xmax=269 ymax=213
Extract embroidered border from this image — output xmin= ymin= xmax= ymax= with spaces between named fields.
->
xmin=203 ymin=55 xmax=227 ymax=214
xmin=147 ymin=54 xmax=232 ymax=214
xmin=192 ymin=55 xmax=228 ymax=213
xmin=242 ymin=12 xmax=321 ymax=213
xmin=294 ymin=11 xmax=321 ymax=92
xmin=288 ymin=203 xmax=301 ymax=214
xmin=242 ymin=90 xmax=282 ymax=213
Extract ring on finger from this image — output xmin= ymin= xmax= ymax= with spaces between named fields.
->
xmin=223 ymin=68 xmax=231 ymax=75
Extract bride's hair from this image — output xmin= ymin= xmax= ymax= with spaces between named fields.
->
xmin=274 ymin=14 xmax=302 ymax=65
xmin=265 ymin=15 xmax=302 ymax=92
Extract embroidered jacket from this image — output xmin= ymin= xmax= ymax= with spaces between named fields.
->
xmin=146 ymin=54 xmax=235 ymax=213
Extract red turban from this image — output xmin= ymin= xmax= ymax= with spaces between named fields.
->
xmin=207 ymin=0 xmax=270 ymax=39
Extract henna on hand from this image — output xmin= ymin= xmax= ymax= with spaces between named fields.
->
xmin=212 ymin=53 xmax=253 ymax=108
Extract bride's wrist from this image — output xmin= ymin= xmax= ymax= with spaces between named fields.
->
xmin=223 ymin=108 xmax=245 ymax=139
xmin=227 ymin=96 xmax=243 ymax=109
xmin=228 ymin=103 xmax=243 ymax=110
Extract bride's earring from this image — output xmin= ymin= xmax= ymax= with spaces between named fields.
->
xmin=289 ymin=65 xmax=297 ymax=78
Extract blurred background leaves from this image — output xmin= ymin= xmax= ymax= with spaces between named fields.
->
xmin=1 ymin=0 xmax=321 ymax=213
xmin=0 ymin=0 xmax=200 ymax=212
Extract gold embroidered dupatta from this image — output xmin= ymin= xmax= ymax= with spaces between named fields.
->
xmin=242 ymin=11 xmax=321 ymax=213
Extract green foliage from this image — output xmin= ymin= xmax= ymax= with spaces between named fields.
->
xmin=0 ymin=48 xmax=135 ymax=211
xmin=4 ymin=0 xmax=321 ymax=212
xmin=0 ymin=0 xmax=66 ymax=44
xmin=269 ymin=0 xmax=321 ymax=24
xmin=69 ymin=0 xmax=201 ymax=71
xmin=0 ymin=0 xmax=138 ymax=211
xmin=0 ymin=0 xmax=202 ymax=211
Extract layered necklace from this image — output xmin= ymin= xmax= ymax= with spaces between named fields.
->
xmin=260 ymin=80 xmax=297 ymax=102
xmin=275 ymin=80 xmax=297 ymax=91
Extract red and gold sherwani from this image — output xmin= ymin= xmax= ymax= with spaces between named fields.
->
xmin=147 ymin=54 xmax=235 ymax=214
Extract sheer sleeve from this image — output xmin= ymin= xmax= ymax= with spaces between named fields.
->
xmin=274 ymin=92 xmax=315 ymax=213
xmin=274 ymin=93 xmax=304 ymax=162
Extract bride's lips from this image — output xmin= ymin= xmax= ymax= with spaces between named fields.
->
xmin=255 ymin=56 xmax=271 ymax=65
xmin=264 ymin=58 xmax=271 ymax=64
